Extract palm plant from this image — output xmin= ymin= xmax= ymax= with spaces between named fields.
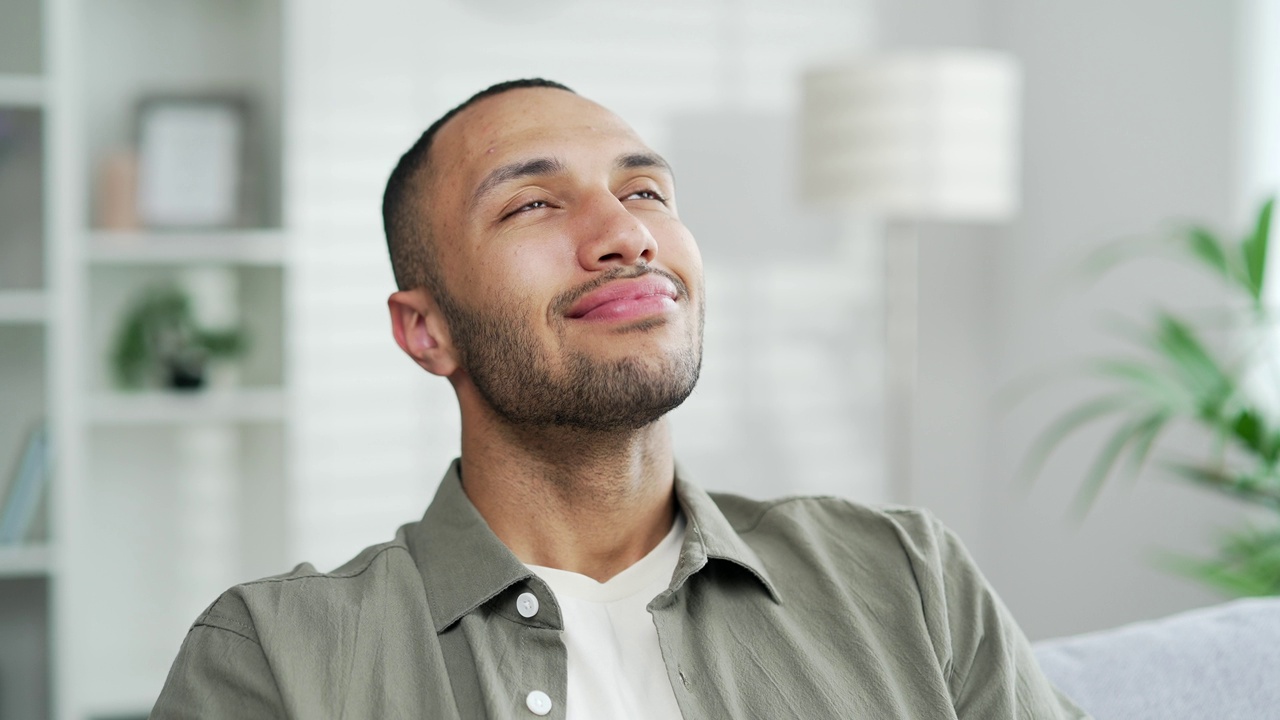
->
xmin=1023 ymin=197 xmax=1279 ymax=596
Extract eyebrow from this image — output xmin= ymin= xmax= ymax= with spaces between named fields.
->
xmin=469 ymin=156 xmax=567 ymax=211
xmin=617 ymin=151 xmax=673 ymax=177
xmin=468 ymin=151 xmax=676 ymax=212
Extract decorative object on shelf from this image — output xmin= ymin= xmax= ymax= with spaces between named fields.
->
xmin=800 ymin=50 xmax=1022 ymax=503
xmin=110 ymin=285 xmax=247 ymax=391
xmin=1023 ymin=197 xmax=1279 ymax=596
xmin=0 ymin=422 xmax=48 ymax=545
xmin=95 ymin=148 xmax=141 ymax=230
xmin=136 ymin=95 xmax=247 ymax=228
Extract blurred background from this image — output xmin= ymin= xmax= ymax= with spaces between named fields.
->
xmin=0 ymin=0 xmax=1276 ymax=718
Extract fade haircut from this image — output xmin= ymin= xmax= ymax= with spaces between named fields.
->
xmin=381 ymin=78 xmax=576 ymax=293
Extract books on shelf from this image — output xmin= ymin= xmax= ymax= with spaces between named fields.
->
xmin=0 ymin=422 xmax=49 ymax=545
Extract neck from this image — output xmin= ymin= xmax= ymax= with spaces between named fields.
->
xmin=458 ymin=406 xmax=678 ymax=583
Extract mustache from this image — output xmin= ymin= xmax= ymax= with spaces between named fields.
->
xmin=551 ymin=263 xmax=691 ymax=317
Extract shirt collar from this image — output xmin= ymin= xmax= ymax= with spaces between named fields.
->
xmin=407 ymin=459 xmax=534 ymax=633
xmin=671 ymin=462 xmax=781 ymax=604
xmin=405 ymin=458 xmax=781 ymax=634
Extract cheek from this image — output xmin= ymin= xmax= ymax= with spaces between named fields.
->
xmin=475 ymin=237 xmax=575 ymax=320
xmin=654 ymin=221 xmax=703 ymax=289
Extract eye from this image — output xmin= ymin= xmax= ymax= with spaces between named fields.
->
xmin=624 ymin=188 xmax=668 ymax=203
xmin=502 ymin=199 xmax=552 ymax=220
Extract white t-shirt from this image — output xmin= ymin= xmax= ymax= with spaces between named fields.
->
xmin=526 ymin=515 xmax=687 ymax=720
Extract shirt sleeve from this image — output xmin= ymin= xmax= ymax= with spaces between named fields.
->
xmin=150 ymin=593 xmax=288 ymax=720
xmin=889 ymin=509 xmax=1092 ymax=720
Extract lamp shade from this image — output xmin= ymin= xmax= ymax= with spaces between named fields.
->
xmin=801 ymin=50 xmax=1021 ymax=221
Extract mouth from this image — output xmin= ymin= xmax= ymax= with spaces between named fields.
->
xmin=565 ymin=275 xmax=680 ymax=323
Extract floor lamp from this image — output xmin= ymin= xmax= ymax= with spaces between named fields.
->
xmin=801 ymin=50 xmax=1021 ymax=504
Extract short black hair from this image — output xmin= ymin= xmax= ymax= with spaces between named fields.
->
xmin=382 ymin=78 xmax=576 ymax=292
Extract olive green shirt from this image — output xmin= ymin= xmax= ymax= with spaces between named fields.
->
xmin=152 ymin=460 xmax=1088 ymax=719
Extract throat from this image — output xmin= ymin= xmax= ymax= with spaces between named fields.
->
xmin=457 ymin=419 xmax=680 ymax=582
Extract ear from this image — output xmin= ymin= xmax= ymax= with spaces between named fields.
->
xmin=388 ymin=288 xmax=459 ymax=377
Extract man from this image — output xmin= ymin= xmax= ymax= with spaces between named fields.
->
xmin=153 ymin=79 xmax=1088 ymax=719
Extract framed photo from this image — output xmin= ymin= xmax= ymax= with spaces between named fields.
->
xmin=135 ymin=96 xmax=248 ymax=228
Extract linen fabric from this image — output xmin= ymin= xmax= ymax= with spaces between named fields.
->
xmin=152 ymin=459 xmax=1089 ymax=719
xmin=526 ymin=513 xmax=686 ymax=720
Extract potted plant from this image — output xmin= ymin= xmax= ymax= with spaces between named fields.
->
xmin=1024 ymin=198 xmax=1279 ymax=596
xmin=111 ymin=284 xmax=247 ymax=391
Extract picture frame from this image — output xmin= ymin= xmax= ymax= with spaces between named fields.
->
xmin=135 ymin=95 xmax=249 ymax=228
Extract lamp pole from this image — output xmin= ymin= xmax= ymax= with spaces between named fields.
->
xmin=885 ymin=221 xmax=919 ymax=504
xmin=802 ymin=50 xmax=1021 ymax=504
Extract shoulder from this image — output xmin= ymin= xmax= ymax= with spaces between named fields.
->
xmin=709 ymin=490 xmax=948 ymax=558
xmin=708 ymin=491 xmax=977 ymax=616
xmin=195 ymin=526 xmax=424 ymax=645
xmin=707 ymin=492 xmax=993 ymax=673
xmin=161 ymin=524 xmax=447 ymax=715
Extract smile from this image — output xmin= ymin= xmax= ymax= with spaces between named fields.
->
xmin=565 ymin=277 xmax=680 ymax=323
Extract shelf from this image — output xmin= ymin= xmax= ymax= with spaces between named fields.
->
xmin=88 ymin=388 xmax=286 ymax=426
xmin=88 ymin=230 xmax=287 ymax=266
xmin=0 ymin=74 xmax=44 ymax=107
xmin=0 ymin=544 xmax=52 ymax=578
xmin=0 ymin=290 xmax=45 ymax=324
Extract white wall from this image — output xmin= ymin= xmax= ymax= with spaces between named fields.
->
xmin=882 ymin=0 xmax=1254 ymax=639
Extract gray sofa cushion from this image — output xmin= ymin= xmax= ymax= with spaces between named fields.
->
xmin=1033 ymin=598 xmax=1280 ymax=720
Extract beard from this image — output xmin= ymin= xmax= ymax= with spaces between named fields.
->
xmin=435 ymin=267 xmax=703 ymax=433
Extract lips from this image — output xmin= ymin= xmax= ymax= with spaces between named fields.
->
xmin=566 ymin=276 xmax=680 ymax=321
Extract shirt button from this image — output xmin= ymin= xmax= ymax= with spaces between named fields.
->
xmin=526 ymin=690 xmax=552 ymax=715
xmin=517 ymin=592 xmax=540 ymax=618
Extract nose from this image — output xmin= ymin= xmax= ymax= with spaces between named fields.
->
xmin=574 ymin=193 xmax=658 ymax=271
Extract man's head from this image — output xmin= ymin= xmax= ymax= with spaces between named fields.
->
xmin=383 ymin=79 xmax=705 ymax=433
xmin=383 ymin=78 xmax=573 ymax=293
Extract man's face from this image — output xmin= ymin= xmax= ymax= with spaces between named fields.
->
xmin=424 ymin=88 xmax=704 ymax=431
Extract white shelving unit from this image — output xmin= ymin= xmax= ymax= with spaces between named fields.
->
xmin=0 ymin=1 xmax=290 ymax=719
xmin=0 ymin=2 xmax=53 ymax=720
xmin=0 ymin=290 xmax=47 ymax=323
xmin=88 ymin=230 xmax=287 ymax=267
xmin=0 ymin=74 xmax=44 ymax=107
xmin=0 ymin=545 xmax=53 ymax=579
xmin=87 ymin=388 xmax=287 ymax=426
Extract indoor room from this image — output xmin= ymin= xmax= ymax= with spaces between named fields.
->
xmin=0 ymin=1 xmax=1277 ymax=718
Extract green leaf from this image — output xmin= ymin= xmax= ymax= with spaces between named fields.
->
xmin=199 ymin=329 xmax=247 ymax=357
xmin=1158 ymin=553 xmax=1279 ymax=597
xmin=111 ymin=315 xmax=151 ymax=388
xmin=1072 ymin=413 xmax=1162 ymax=518
xmin=1184 ymin=226 xmax=1233 ymax=281
xmin=1241 ymin=197 xmax=1274 ymax=307
xmin=1158 ymin=523 xmax=1280 ymax=597
xmin=1122 ymin=411 xmax=1172 ymax=482
xmin=1266 ymin=431 xmax=1280 ymax=470
xmin=1163 ymin=462 xmax=1280 ymax=510
xmin=1152 ymin=314 xmax=1232 ymax=412
xmin=1228 ymin=408 xmax=1270 ymax=459
xmin=108 ymin=284 xmax=248 ymax=389
xmin=1075 ymin=233 xmax=1165 ymax=285
xmin=1090 ymin=359 xmax=1194 ymax=413
xmin=1017 ymin=394 xmax=1140 ymax=488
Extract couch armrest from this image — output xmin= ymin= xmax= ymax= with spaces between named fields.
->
xmin=1033 ymin=598 xmax=1280 ymax=720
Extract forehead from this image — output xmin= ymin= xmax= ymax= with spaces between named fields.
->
xmin=429 ymin=88 xmax=652 ymax=190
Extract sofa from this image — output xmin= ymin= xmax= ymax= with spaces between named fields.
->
xmin=1033 ymin=598 xmax=1280 ymax=719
